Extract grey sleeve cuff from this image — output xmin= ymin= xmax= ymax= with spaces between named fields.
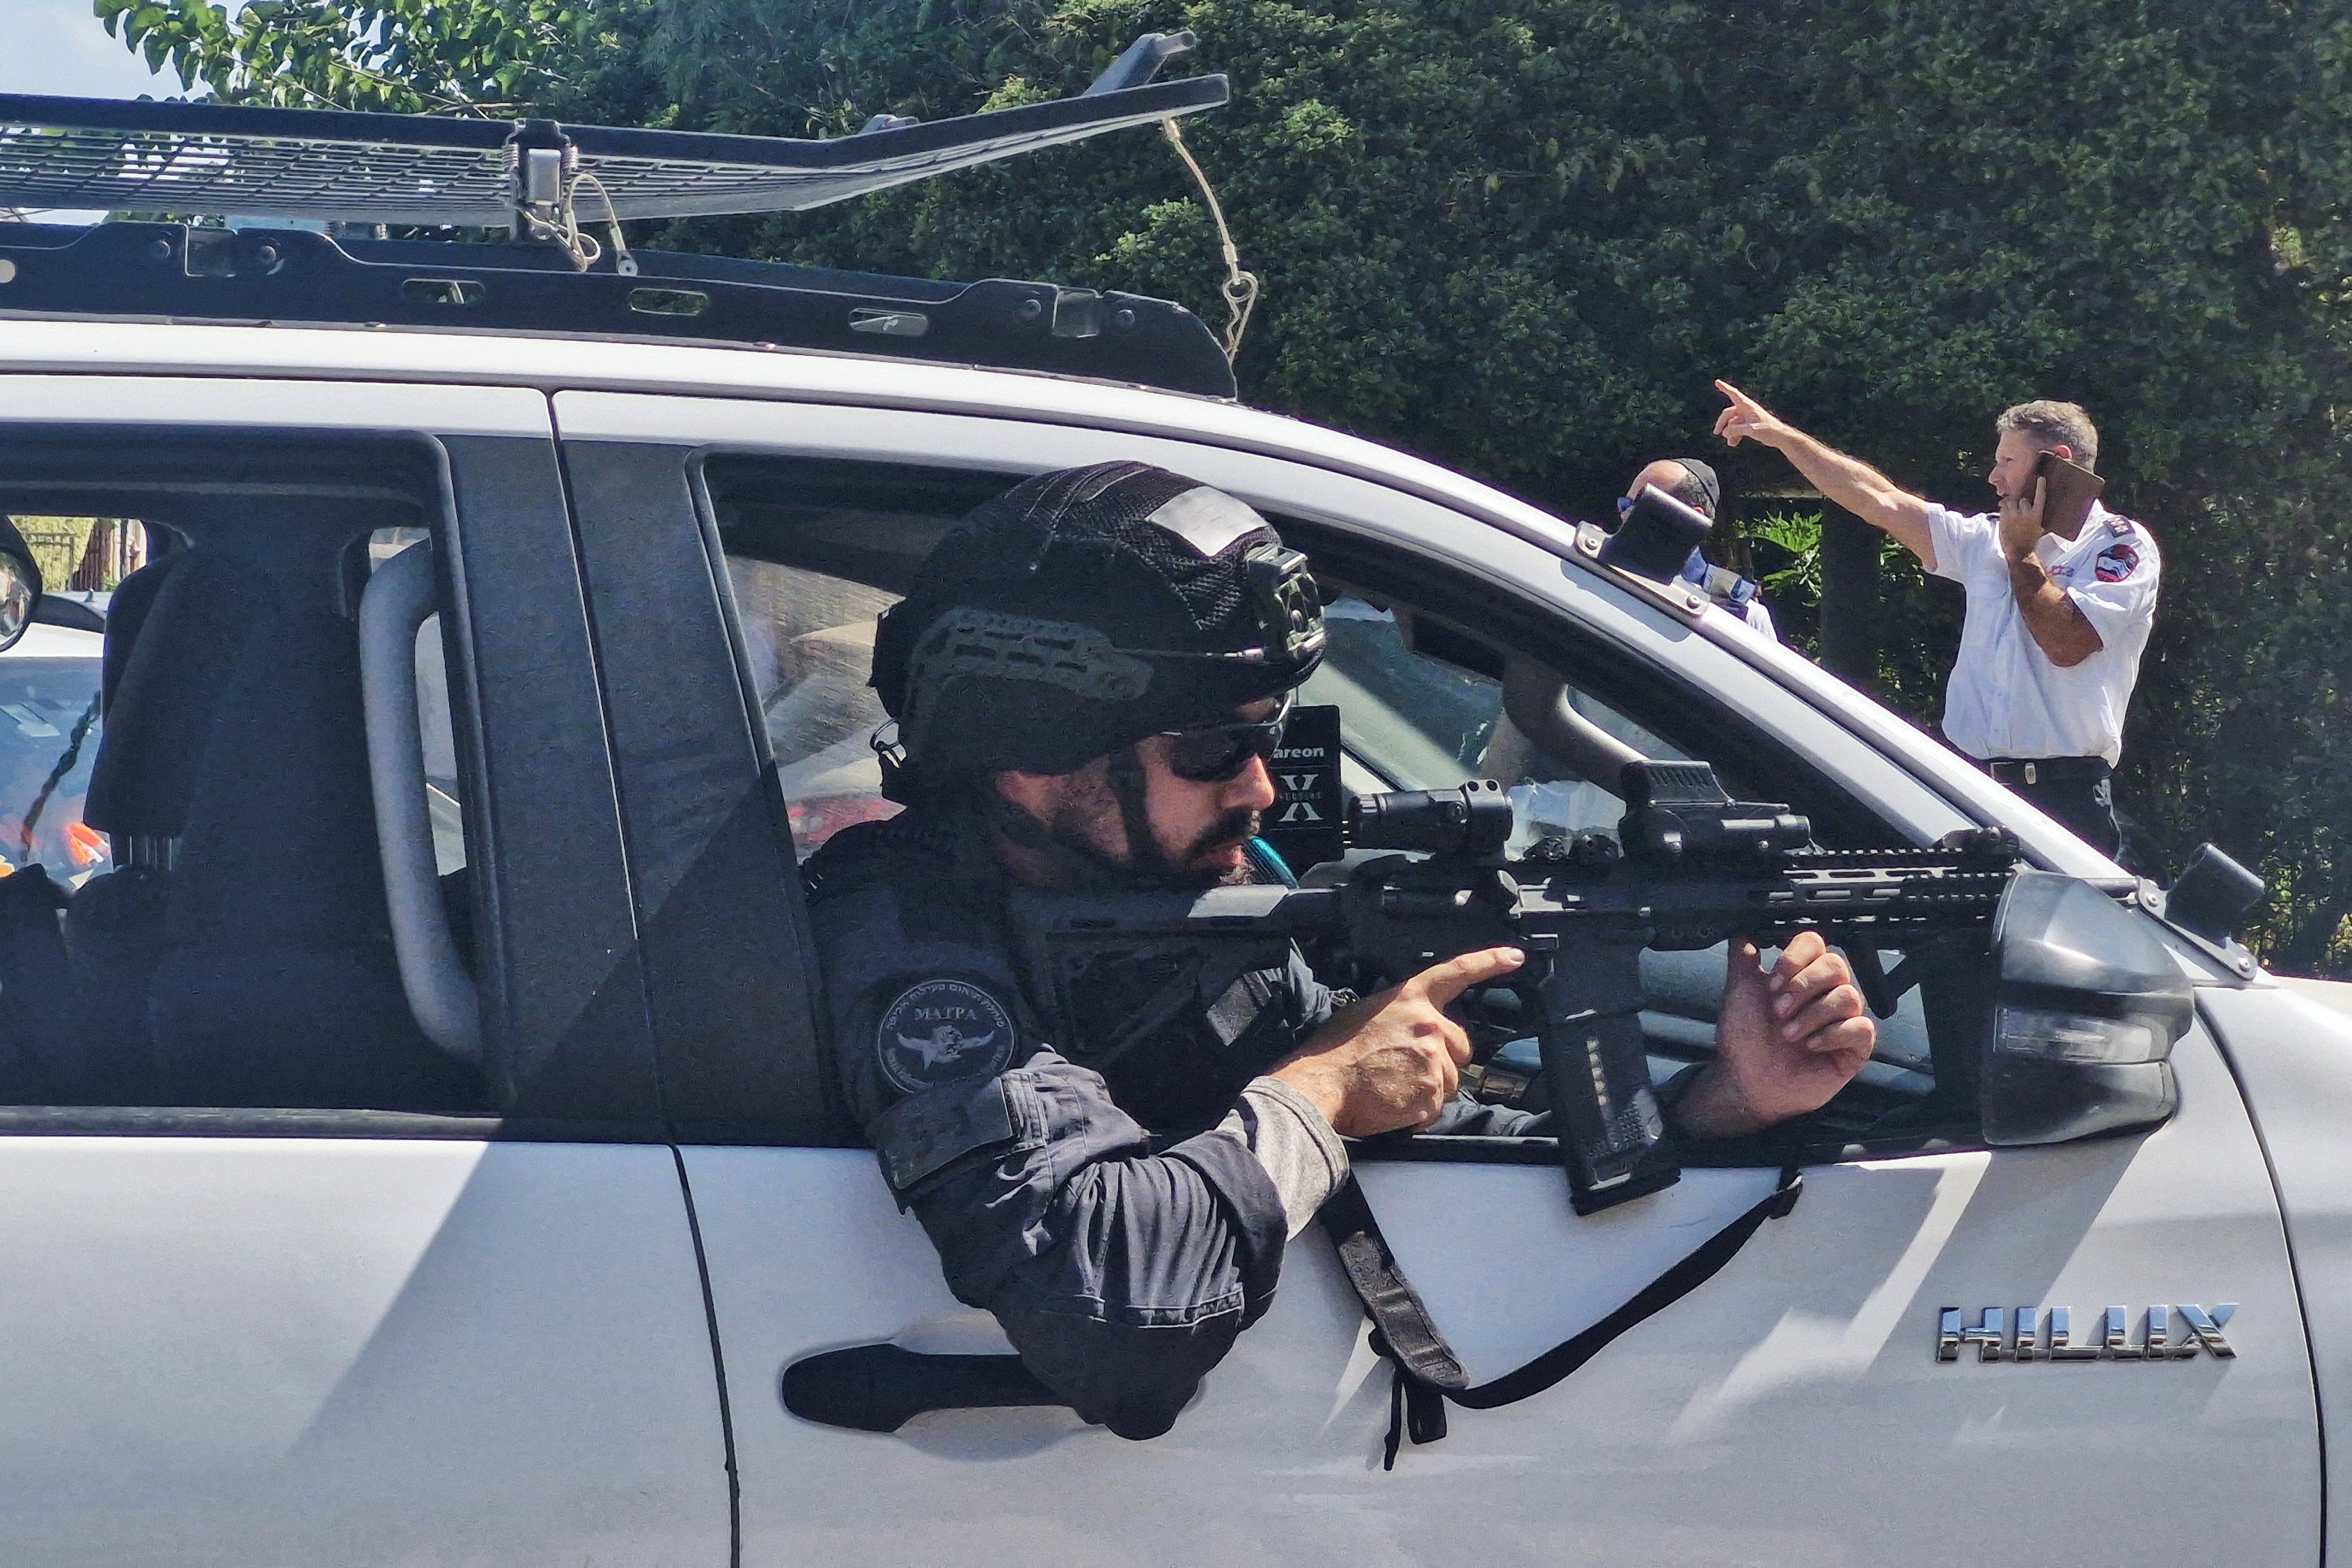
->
xmin=1216 ymin=1076 xmax=1351 ymax=1240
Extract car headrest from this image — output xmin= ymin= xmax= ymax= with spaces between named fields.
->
xmin=163 ymin=589 xmax=386 ymax=948
xmin=83 ymin=551 xmax=269 ymax=856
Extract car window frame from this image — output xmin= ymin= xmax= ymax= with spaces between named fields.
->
xmin=0 ymin=382 xmax=664 ymax=1137
xmin=544 ymin=391 xmax=2011 ymax=1160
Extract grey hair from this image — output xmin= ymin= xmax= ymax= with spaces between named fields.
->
xmin=1995 ymin=400 xmax=2101 ymax=471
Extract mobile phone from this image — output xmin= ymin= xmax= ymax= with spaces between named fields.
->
xmin=2035 ymin=451 xmax=2106 ymax=538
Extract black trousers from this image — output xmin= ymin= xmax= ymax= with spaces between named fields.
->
xmin=1973 ymin=754 xmax=2121 ymax=859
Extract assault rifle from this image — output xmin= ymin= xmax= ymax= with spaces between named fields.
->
xmin=1011 ymin=761 xmax=2020 ymax=1214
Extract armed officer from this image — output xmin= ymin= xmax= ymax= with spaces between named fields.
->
xmin=805 ymin=462 xmax=1875 ymax=1440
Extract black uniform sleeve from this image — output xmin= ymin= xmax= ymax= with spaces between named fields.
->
xmin=804 ymin=821 xmax=1292 ymax=1439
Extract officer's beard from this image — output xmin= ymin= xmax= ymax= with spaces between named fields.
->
xmin=1104 ymin=747 xmax=1269 ymax=890
xmin=981 ymin=748 xmax=1267 ymax=891
xmin=1177 ymin=806 xmax=1264 ymax=886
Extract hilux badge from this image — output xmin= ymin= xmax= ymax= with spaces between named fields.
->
xmin=1936 ymin=1304 xmax=2236 ymax=1362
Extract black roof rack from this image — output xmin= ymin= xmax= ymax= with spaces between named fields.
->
xmin=0 ymin=33 xmax=1224 ymax=224
xmin=0 ymin=33 xmax=1239 ymax=397
xmin=0 ymin=219 xmax=1239 ymax=396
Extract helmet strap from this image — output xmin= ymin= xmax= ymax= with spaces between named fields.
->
xmin=973 ymin=744 xmax=1186 ymax=890
xmin=1106 ymin=744 xmax=1181 ymax=885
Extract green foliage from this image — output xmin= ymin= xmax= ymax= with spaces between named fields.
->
xmin=95 ymin=0 xmax=661 ymax=116
xmin=91 ymin=0 xmax=2352 ymax=971
xmin=8 ymin=518 xmax=95 ymax=595
xmin=1749 ymin=512 xmax=1824 ymax=605
xmin=1741 ymin=508 xmax=1950 ymax=720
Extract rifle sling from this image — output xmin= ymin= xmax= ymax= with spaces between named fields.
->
xmin=1318 ymin=1161 xmax=1804 ymax=1469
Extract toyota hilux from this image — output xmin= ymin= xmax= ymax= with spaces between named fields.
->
xmin=0 ymin=48 xmax=2344 ymax=1568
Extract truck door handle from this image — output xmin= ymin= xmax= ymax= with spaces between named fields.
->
xmin=781 ymin=1343 xmax=1065 ymax=1432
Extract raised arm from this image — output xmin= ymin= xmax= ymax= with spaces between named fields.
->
xmin=1714 ymin=381 xmax=1940 ymax=570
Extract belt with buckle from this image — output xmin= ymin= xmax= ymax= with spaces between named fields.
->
xmin=1982 ymin=755 xmax=2107 ymax=787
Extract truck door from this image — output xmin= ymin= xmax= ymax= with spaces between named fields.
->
xmin=555 ymin=391 xmax=2316 ymax=1568
xmin=0 ymin=378 xmax=728 ymax=1565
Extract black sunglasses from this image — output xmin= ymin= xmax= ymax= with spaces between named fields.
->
xmin=1158 ymin=691 xmax=1296 ymax=783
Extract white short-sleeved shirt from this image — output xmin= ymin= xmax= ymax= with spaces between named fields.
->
xmin=1925 ymin=499 xmax=2160 ymax=766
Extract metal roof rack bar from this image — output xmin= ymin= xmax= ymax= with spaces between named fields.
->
xmin=0 ymin=219 xmax=1239 ymax=398
xmin=0 ymin=36 xmax=1225 ymax=224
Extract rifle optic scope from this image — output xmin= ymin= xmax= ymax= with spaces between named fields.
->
xmin=1347 ymin=780 xmax=1514 ymax=857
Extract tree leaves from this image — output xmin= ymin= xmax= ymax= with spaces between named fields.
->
xmin=85 ymin=0 xmax=2352 ymax=970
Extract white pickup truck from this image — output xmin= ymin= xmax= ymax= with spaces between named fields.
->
xmin=0 ymin=63 xmax=2345 ymax=1568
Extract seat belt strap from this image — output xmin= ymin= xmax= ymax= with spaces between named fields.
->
xmin=1320 ymin=1161 xmax=1804 ymax=1468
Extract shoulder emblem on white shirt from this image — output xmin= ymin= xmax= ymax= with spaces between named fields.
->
xmin=2094 ymin=541 xmax=2142 ymax=583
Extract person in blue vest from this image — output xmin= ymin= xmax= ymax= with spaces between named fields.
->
xmin=1622 ymin=456 xmax=1778 ymax=639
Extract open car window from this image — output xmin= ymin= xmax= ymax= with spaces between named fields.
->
xmin=703 ymin=455 xmax=1973 ymax=1156
xmin=1303 ymin=593 xmax=1688 ymax=848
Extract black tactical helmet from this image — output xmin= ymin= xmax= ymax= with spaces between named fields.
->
xmin=871 ymin=462 xmax=1325 ymax=799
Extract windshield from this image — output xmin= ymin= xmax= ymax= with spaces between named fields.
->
xmin=1298 ymin=596 xmax=1687 ymax=847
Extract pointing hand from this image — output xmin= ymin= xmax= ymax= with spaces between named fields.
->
xmin=1714 ymin=380 xmax=1795 ymax=451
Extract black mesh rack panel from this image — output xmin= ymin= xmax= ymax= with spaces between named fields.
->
xmin=0 ymin=45 xmax=1239 ymax=396
xmin=0 ymin=75 xmax=1225 ymax=224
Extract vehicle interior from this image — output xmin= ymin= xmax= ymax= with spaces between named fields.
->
xmin=702 ymin=453 xmax=1993 ymax=1160
xmin=0 ymin=432 xmax=487 ymax=1113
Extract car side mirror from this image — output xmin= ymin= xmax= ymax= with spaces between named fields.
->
xmin=1981 ymin=870 xmax=2193 ymax=1146
xmin=0 ymin=517 xmax=42 ymax=653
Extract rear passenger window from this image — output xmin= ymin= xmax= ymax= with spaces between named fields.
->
xmin=0 ymin=437 xmax=489 ymax=1113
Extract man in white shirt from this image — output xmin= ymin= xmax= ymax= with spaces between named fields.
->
xmin=1620 ymin=456 xmax=1780 ymax=640
xmin=1711 ymin=386 xmax=2159 ymax=859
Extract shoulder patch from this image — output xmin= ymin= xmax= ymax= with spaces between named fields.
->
xmin=2094 ymin=542 xmax=2140 ymax=583
xmin=870 ymin=1073 xmax=1037 ymax=1195
xmin=877 ymin=978 xmax=1017 ymax=1093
